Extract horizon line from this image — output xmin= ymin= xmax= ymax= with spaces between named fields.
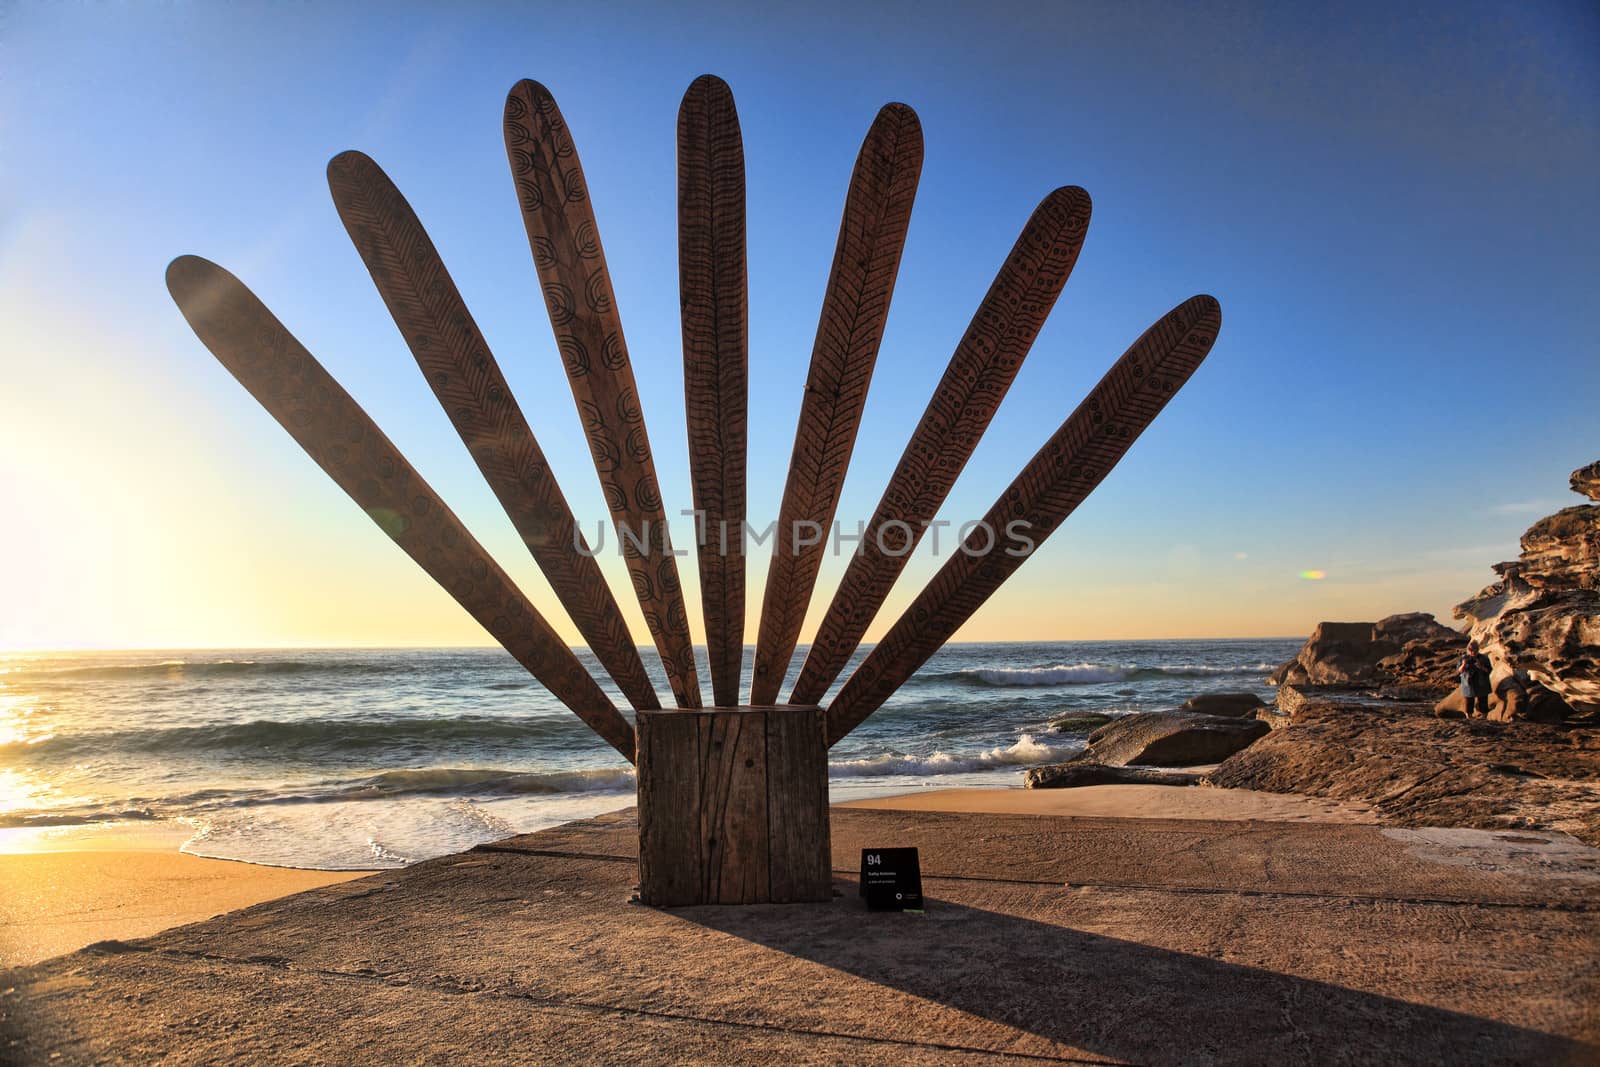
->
xmin=0 ymin=635 xmax=1312 ymax=656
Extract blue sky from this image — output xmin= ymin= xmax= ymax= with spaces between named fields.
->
xmin=2 ymin=1 xmax=1597 ymax=649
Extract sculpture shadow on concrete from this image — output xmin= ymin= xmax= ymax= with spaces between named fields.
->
xmin=167 ymin=74 xmax=1221 ymax=906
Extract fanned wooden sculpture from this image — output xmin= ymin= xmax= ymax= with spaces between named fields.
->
xmin=167 ymin=75 xmax=1220 ymax=907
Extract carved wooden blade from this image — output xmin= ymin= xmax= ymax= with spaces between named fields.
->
xmin=166 ymin=256 xmax=637 ymax=762
xmin=677 ymin=76 xmax=748 ymax=709
xmin=826 ymin=296 xmax=1221 ymax=746
xmin=505 ymin=79 xmax=701 ymax=709
xmin=748 ymin=103 xmax=923 ymax=706
xmin=788 ymin=186 xmax=1092 ymax=706
xmin=327 ymin=150 xmax=661 ymax=713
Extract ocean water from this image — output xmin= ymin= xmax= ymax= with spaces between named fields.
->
xmin=0 ymin=640 xmax=1296 ymax=869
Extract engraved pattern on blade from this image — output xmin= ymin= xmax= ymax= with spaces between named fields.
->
xmin=505 ymin=80 xmax=702 ymax=708
xmin=327 ymin=150 xmax=660 ymax=712
xmin=789 ymin=186 xmax=1091 ymax=705
xmin=826 ymin=296 xmax=1222 ymax=745
xmin=749 ymin=103 xmax=923 ymax=706
xmin=165 ymin=256 xmax=636 ymax=760
xmin=678 ymin=76 xmax=749 ymax=708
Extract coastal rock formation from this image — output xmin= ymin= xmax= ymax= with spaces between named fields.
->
xmin=1070 ymin=712 xmax=1269 ymax=767
xmin=1024 ymin=763 xmax=1203 ymax=789
xmin=1207 ymin=701 xmax=1600 ymax=846
xmin=1179 ymin=692 xmax=1265 ymax=717
xmin=1268 ymin=614 xmax=1466 ymax=689
xmin=1451 ymin=462 xmax=1599 ymax=717
xmin=1270 ymin=461 xmax=1600 ymax=721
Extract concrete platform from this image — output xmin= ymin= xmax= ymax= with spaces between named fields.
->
xmin=3 ymin=806 xmax=1598 ymax=1064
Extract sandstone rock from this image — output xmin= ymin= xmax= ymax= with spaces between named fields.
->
xmin=1572 ymin=460 xmax=1600 ymax=502
xmin=1255 ymin=706 xmax=1292 ymax=730
xmin=1492 ymin=674 xmax=1528 ymax=723
xmin=1375 ymin=612 xmax=1466 ymax=646
xmin=1075 ymin=712 xmax=1269 ymax=767
xmin=1454 ymin=486 xmax=1599 ymax=717
xmin=1268 ymin=615 xmax=1466 ymax=690
xmin=1178 ymin=692 xmax=1265 ymax=717
xmin=1207 ymin=701 xmax=1600 ymax=846
xmin=1517 ymin=506 xmax=1599 ymax=592
xmin=1433 ymin=674 xmax=1570 ymax=723
xmin=1277 ymin=683 xmax=1317 ymax=717
xmin=1527 ymin=680 xmax=1578 ymax=724
xmin=1433 ymin=688 xmax=1484 ymax=719
xmin=1296 ymin=621 xmax=1382 ymax=684
xmin=1047 ymin=712 xmax=1115 ymax=733
xmin=1375 ymin=634 xmax=1470 ymax=689
xmin=1268 ymin=659 xmax=1309 ymax=686
xmin=1024 ymin=763 xmax=1203 ymax=789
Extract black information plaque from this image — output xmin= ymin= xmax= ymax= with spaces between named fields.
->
xmin=859 ymin=847 xmax=923 ymax=911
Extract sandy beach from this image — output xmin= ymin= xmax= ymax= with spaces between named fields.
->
xmin=0 ymin=823 xmax=371 ymax=968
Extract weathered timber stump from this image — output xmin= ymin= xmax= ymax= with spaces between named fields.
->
xmin=636 ymin=705 xmax=832 ymax=906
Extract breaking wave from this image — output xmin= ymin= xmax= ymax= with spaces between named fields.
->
xmin=827 ymin=733 xmax=1073 ymax=778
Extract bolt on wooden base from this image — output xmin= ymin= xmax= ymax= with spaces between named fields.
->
xmin=636 ymin=705 xmax=832 ymax=906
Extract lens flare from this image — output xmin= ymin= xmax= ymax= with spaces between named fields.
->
xmin=1299 ymin=569 xmax=1326 ymax=580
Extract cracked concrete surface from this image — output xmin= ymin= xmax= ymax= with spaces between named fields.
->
xmin=2 ymin=807 xmax=1597 ymax=1064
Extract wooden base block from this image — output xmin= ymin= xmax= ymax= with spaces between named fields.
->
xmin=636 ymin=705 xmax=831 ymax=906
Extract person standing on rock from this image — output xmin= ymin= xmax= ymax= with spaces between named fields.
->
xmin=1458 ymin=641 xmax=1493 ymax=717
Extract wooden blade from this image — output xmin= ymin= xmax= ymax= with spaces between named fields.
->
xmin=677 ymin=75 xmax=748 ymax=709
xmin=748 ymin=103 xmax=923 ymax=705
xmin=166 ymin=255 xmax=636 ymax=762
xmin=826 ymin=296 xmax=1221 ymax=746
xmin=327 ymin=150 xmax=661 ymax=712
xmin=788 ymin=186 xmax=1091 ymax=705
xmin=505 ymin=80 xmax=701 ymax=708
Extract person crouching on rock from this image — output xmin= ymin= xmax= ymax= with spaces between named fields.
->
xmin=1458 ymin=641 xmax=1493 ymax=717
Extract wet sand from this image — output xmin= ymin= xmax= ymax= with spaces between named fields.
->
xmin=0 ymin=823 xmax=371 ymax=967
